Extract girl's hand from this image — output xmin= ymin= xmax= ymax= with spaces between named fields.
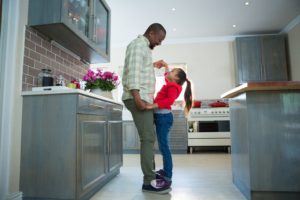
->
xmin=153 ymin=60 xmax=168 ymax=69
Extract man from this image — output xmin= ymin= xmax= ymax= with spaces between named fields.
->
xmin=122 ymin=23 xmax=171 ymax=194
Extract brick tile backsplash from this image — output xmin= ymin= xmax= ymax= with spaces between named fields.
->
xmin=22 ymin=27 xmax=89 ymax=91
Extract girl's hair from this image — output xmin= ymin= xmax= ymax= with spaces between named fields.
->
xmin=175 ymin=68 xmax=192 ymax=113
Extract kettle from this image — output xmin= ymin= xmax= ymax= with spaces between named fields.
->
xmin=37 ymin=69 xmax=54 ymax=87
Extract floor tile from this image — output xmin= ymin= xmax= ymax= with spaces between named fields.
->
xmin=91 ymin=153 xmax=246 ymax=200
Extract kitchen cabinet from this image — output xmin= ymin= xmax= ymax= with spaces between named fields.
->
xmin=168 ymin=110 xmax=188 ymax=153
xmin=20 ymin=93 xmax=122 ymax=200
xmin=122 ymin=110 xmax=188 ymax=154
xmin=234 ymin=35 xmax=288 ymax=85
xmin=28 ymin=0 xmax=110 ymax=63
xmin=222 ymin=82 xmax=300 ymax=200
xmin=77 ymin=114 xmax=107 ymax=199
xmin=107 ymin=105 xmax=123 ymax=172
xmin=122 ymin=121 xmax=140 ymax=152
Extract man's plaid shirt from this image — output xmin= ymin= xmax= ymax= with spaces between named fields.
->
xmin=122 ymin=35 xmax=155 ymax=103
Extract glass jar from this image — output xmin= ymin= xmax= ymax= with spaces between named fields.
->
xmin=37 ymin=69 xmax=54 ymax=87
xmin=56 ymin=74 xmax=66 ymax=86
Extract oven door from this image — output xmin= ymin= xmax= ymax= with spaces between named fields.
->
xmin=198 ymin=120 xmax=230 ymax=132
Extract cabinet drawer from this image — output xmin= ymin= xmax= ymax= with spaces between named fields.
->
xmin=107 ymin=104 xmax=123 ymax=120
xmin=77 ymin=95 xmax=107 ymax=115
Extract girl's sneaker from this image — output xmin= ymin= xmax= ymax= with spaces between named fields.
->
xmin=155 ymin=169 xmax=166 ymax=179
xmin=150 ymin=179 xmax=172 ymax=189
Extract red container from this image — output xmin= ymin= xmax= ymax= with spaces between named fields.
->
xmin=209 ymin=101 xmax=228 ymax=107
xmin=192 ymin=100 xmax=202 ymax=108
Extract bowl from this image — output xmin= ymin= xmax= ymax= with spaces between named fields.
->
xmin=192 ymin=100 xmax=201 ymax=108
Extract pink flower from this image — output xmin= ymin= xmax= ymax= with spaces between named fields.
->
xmin=82 ymin=68 xmax=120 ymax=91
xmin=103 ymin=71 xmax=113 ymax=80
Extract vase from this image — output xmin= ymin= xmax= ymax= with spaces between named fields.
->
xmin=90 ymin=89 xmax=113 ymax=99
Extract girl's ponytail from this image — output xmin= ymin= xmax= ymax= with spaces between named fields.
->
xmin=184 ymin=79 xmax=192 ymax=114
xmin=175 ymin=68 xmax=193 ymax=114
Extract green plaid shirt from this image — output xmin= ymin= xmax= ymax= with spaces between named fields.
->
xmin=122 ymin=35 xmax=155 ymax=103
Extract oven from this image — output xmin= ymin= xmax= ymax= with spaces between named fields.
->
xmin=187 ymin=107 xmax=230 ymax=153
xmin=196 ymin=121 xmax=230 ymax=132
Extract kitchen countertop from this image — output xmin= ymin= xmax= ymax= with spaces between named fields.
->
xmin=221 ymin=81 xmax=300 ymax=98
xmin=22 ymin=87 xmax=122 ymax=105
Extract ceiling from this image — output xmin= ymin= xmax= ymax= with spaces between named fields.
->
xmin=105 ymin=0 xmax=300 ymax=47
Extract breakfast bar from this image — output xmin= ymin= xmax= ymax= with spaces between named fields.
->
xmin=221 ymin=81 xmax=300 ymax=200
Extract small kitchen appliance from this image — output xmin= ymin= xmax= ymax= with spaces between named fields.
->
xmin=38 ymin=69 xmax=54 ymax=86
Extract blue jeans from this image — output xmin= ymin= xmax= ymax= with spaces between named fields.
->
xmin=154 ymin=112 xmax=173 ymax=180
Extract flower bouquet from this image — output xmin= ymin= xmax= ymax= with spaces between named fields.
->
xmin=83 ymin=69 xmax=119 ymax=91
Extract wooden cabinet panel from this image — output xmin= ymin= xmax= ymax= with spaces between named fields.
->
xmin=20 ymin=94 xmax=122 ymax=200
xmin=261 ymin=36 xmax=288 ymax=81
xmin=28 ymin=0 xmax=110 ymax=63
xmin=108 ymin=121 xmax=123 ymax=172
xmin=20 ymin=94 xmax=77 ymax=199
xmin=235 ymin=35 xmax=289 ymax=85
xmin=77 ymin=115 xmax=107 ymax=199
xmin=123 ymin=110 xmax=188 ymax=153
xmin=236 ymin=37 xmax=262 ymax=83
xmin=122 ymin=121 xmax=140 ymax=151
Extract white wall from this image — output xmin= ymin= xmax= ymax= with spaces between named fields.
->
xmin=0 ymin=0 xmax=28 ymax=199
xmin=109 ymin=40 xmax=236 ymax=100
xmin=153 ymin=41 xmax=235 ymax=99
xmin=287 ymin=19 xmax=300 ymax=81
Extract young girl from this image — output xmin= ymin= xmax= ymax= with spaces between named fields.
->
xmin=146 ymin=66 xmax=192 ymax=189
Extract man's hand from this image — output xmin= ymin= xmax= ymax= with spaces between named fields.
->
xmin=131 ymin=90 xmax=146 ymax=110
xmin=145 ymin=103 xmax=158 ymax=110
xmin=153 ymin=60 xmax=168 ymax=69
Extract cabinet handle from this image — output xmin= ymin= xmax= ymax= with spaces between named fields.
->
xmin=89 ymin=14 xmax=95 ymax=41
xmin=112 ymin=108 xmax=122 ymax=112
xmin=88 ymin=104 xmax=105 ymax=109
xmin=93 ymin=16 xmax=97 ymax=42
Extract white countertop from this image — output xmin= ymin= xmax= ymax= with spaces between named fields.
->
xmin=22 ymin=87 xmax=123 ymax=105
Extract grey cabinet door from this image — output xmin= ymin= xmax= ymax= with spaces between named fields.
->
xmin=235 ymin=35 xmax=288 ymax=85
xmin=28 ymin=0 xmax=110 ymax=63
xmin=261 ymin=35 xmax=288 ymax=81
xmin=123 ymin=121 xmax=140 ymax=150
xmin=108 ymin=121 xmax=123 ymax=171
xmin=236 ymin=37 xmax=263 ymax=84
xmin=20 ymin=95 xmax=77 ymax=199
xmin=77 ymin=114 xmax=107 ymax=198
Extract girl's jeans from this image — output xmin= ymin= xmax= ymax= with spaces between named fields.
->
xmin=154 ymin=112 xmax=173 ymax=180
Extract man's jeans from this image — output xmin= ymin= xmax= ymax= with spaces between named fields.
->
xmin=123 ymin=99 xmax=156 ymax=185
xmin=154 ymin=112 xmax=173 ymax=179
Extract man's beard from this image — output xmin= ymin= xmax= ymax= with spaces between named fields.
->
xmin=149 ymin=44 xmax=154 ymax=50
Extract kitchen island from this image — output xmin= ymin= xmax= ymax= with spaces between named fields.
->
xmin=20 ymin=89 xmax=123 ymax=200
xmin=221 ymin=81 xmax=300 ymax=200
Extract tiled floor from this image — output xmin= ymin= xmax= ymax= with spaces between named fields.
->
xmin=91 ymin=153 xmax=246 ymax=200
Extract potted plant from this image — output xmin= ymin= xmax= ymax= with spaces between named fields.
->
xmin=83 ymin=68 xmax=119 ymax=99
